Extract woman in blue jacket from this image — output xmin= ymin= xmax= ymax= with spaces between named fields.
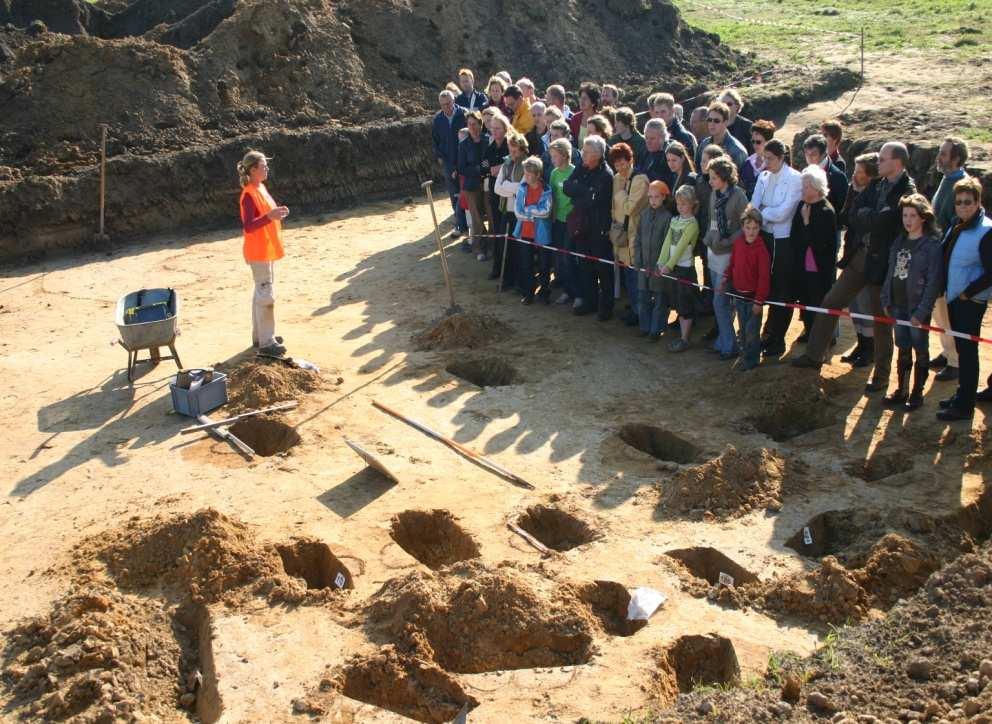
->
xmin=457 ymin=110 xmax=490 ymax=260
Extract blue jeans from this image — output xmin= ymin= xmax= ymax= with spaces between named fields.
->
xmin=713 ymin=283 xmax=737 ymax=354
xmin=639 ymin=289 xmax=666 ymax=335
xmin=624 ymin=266 xmax=639 ymax=314
xmin=890 ymin=304 xmax=929 ymax=357
xmin=443 ymin=163 xmax=467 ymax=232
xmin=734 ymin=298 xmax=763 ymax=368
xmin=552 ymin=220 xmax=578 ymax=299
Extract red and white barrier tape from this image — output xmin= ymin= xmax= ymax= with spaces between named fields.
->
xmin=461 ymin=233 xmax=992 ymax=346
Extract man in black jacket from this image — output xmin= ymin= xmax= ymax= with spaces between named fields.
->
xmin=803 ymin=134 xmax=848 ymax=213
xmin=650 ymin=92 xmax=697 ymax=159
xmin=792 ymin=142 xmax=915 ymax=394
xmin=564 ymin=135 xmax=615 ymax=320
xmin=721 ymin=88 xmax=753 ymax=156
xmin=454 ymin=68 xmax=488 ymax=112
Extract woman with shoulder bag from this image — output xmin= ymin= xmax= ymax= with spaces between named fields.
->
xmin=610 ymin=143 xmax=649 ymax=326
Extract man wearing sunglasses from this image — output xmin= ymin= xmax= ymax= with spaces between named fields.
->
xmin=694 ymin=101 xmax=747 ymax=172
xmin=937 ymin=178 xmax=992 ymax=422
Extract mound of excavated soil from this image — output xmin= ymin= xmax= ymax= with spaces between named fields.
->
xmin=366 ymin=561 xmax=604 ymax=674
xmin=75 ymin=508 xmax=353 ymax=608
xmin=413 ymin=313 xmax=513 ymax=351
xmin=0 ymin=0 xmax=745 ymax=256
xmin=1 ymin=585 xmax=198 ymax=722
xmin=663 ymin=541 xmax=992 ymax=720
xmin=304 ymin=646 xmax=478 ymax=724
xmin=224 ymin=359 xmax=325 ymax=413
xmin=81 ymin=508 xmax=283 ymax=604
xmin=657 ymin=445 xmax=806 ymax=520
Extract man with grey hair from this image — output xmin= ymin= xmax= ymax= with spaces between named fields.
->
xmin=720 ymin=88 xmax=753 ymax=155
xmin=651 ymin=92 xmax=697 ymax=158
xmin=637 ymin=118 xmax=675 ymax=187
xmin=564 ymin=135 xmax=615 ymax=319
xmin=431 ymin=90 xmax=468 ymax=237
xmin=545 ymin=84 xmax=573 ymax=120
xmin=793 ymin=141 xmax=915 ymax=394
xmin=929 ymin=136 xmax=971 ymax=380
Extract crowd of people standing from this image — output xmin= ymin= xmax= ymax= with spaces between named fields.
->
xmin=428 ymin=68 xmax=992 ymax=424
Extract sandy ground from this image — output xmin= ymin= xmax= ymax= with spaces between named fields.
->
xmin=1 ymin=185 xmax=990 ymax=721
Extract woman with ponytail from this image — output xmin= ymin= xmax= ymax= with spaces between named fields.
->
xmin=238 ymin=150 xmax=289 ymax=356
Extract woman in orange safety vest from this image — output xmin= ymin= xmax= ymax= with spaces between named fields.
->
xmin=238 ymin=150 xmax=290 ymax=356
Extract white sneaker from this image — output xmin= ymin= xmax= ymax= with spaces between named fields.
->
xmin=572 ymin=297 xmax=584 ymax=309
xmin=476 ymin=253 xmax=487 ymax=261
xmin=556 ymin=292 xmax=571 ymax=305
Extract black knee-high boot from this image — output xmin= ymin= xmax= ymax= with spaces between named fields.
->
xmin=883 ymin=350 xmax=912 ymax=406
xmin=905 ymin=359 xmax=929 ymax=411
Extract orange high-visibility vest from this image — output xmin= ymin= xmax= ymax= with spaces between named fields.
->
xmin=240 ymin=182 xmax=285 ymax=263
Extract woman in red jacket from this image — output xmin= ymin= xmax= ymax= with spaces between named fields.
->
xmin=238 ymin=150 xmax=290 ymax=356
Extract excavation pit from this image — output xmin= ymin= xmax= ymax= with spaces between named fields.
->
xmin=665 ymin=547 xmax=760 ymax=588
xmin=276 ymin=539 xmax=353 ymax=591
xmin=656 ymin=634 xmax=740 ymax=702
xmin=785 ymin=510 xmax=867 ymax=560
xmin=516 ymin=505 xmax=597 ymax=552
xmin=576 ymin=580 xmax=644 ymax=637
xmin=618 ymin=424 xmax=700 ymax=464
xmin=845 ymin=451 xmax=914 ymax=482
xmin=228 ymin=417 xmax=300 ymax=457
xmin=445 ymin=357 xmax=520 ymax=387
xmin=334 ymin=647 xmax=478 ymax=723
xmin=389 ymin=510 xmax=481 ymax=570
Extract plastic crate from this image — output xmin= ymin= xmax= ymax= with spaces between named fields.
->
xmin=170 ymin=372 xmax=228 ymax=417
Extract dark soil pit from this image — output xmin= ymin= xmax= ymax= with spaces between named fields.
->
xmin=227 ymin=417 xmax=300 ymax=457
xmin=516 ymin=505 xmax=597 ymax=552
xmin=276 ymin=538 xmax=353 ymax=591
xmin=618 ymin=424 xmax=700 ymax=464
xmin=655 ymin=634 xmax=740 ymax=703
xmin=785 ymin=509 xmax=884 ymax=560
xmin=329 ymin=646 xmax=478 ymax=723
xmin=744 ymin=379 xmax=836 ymax=442
xmin=845 ymin=451 xmax=914 ymax=482
xmin=574 ymin=580 xmax=644 ymax=637
xmin=366 ymin=561 xmax=596 ymax=674
xmin=390 ymin=510 xmax=481 ymax=570
xmin=445 ymin=357 xmax=520 ymax=387
xmin=666 ymin=547 xmax=760 ymax=588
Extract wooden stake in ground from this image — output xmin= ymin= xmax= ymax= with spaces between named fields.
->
xmin=371 ymin=400 xmax=535 ymax=490
xmin=421 ymin=179 xmax=461 ymax=315
xmin=96 ymin=124 xmax=110 ymax=242
xmin=180 ymin=402 xmax=298 ymax=434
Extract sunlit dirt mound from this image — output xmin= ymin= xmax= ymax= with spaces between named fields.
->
xmin=224 ymin=359 xmax=325 ymax=413
xmin=1 ymin=586 xmax=201 ymax=722
xmin=414 ymin=313 xmax=513 ymax=351
xmin=365 ymin=561 xmax=646 ymax=674
xmin=657 ymin=445 xmax=808 ymax=520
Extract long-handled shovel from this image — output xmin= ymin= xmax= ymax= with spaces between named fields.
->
xmin=421 ymin=179 xmax=461 ymax=316
xmin=372 ymin=400 xmax=535 ymax=490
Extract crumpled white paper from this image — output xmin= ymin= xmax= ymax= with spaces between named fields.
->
xmin=627 ymin=586 xmax=667 ymax=621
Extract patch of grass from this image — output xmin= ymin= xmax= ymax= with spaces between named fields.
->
xmin=817 ymin=625 xmax=843 ymax=670
xmin=672 ymin=0 xmax=992 ymax=64
xmin=961 ymin=127 xmax=992 ymax=144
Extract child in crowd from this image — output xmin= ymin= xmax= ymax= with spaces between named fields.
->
xmin=722 ymin=206 xmax=771 ymax=371
xmin=880 ymin=194 xmax=943 ymax=410
xmin=634 ymin=180 xmax=673 ymax=340
xmin=657 ymin=185 xmax=700 ymax=352
xmin=513 ymin=156 xmax=554 ymax=304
